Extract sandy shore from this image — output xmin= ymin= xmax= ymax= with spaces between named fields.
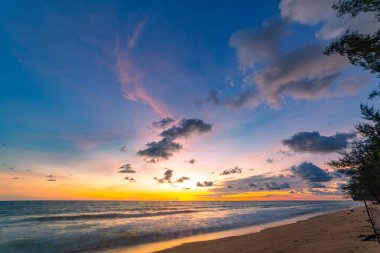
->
xmin=155 ymin=206 xmax=379 ymax=253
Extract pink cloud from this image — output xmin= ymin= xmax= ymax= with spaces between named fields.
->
xmin=127 ymin=17 xmax=148 ymax=49
xmin=115 ymin=19 xmax=173 ymax=118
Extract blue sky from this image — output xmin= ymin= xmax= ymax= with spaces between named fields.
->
xmin=0 ymin=0 xmax=378 ymax=200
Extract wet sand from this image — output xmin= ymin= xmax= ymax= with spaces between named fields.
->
xmin=155 ymin=206 xmax=379 ymax=253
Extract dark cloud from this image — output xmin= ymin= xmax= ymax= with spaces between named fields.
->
xmin=331 ymin=170 xmax=345 ymax=179
xmin=46 ymin=175 xmax=56 ymax=182
xmin=265 ymin=181 xmax=290 ymax=190
xmin=154 ymin=170 xmax=190 ymax=184
xmin=160 ymin=119 xmax=212 ymax=139
xmin=154 ymin=169 xmax=173 ymax=184
xmin=176 ymin=176 xmax=190 ymax=183
xmin=308 ymin=182 xmax=326 ymax=188
xmin=209 ymin=15 xmax=365 ymax=110
xmin=207 ymin=90 xmax=220 ymax=105
xmin=186 ymin=159 xmax=196 ymax=164
xmin=183 ymin=187 xmax=190 ymax=190
xmin=118 ymin=164 xmax=136 ymax=173
xmin=277 ymin=150 xmax=295 ymax=156
xmin=163 ymin=169 xmax=173 ymax=182
xmin=266 ymin=158 xmax=274 ymax=164
xmin=308 ymin=188 xmax=336 ymax=195
xmin=12 ymin=177 xmax=23 ymax=180
xmin=120 ymin=146 xmax=128 ymax=152
xmin=248 ymin=179 xmax=290 ymax=191
xmin=282 ymin=131 xmax=355 ymax=154
xmin=152 ymin=117 xmax=175 ymax=128
xmin=212 ymin=173 xmax=304 ymax=195
xmin=220 ymin=166 xmax=243 ymax=176
xmin=252 ymin=44 xmax=349 ymax=107
xmin=290 ymin=162 xmax=332 ymax=182
xmin=137 ymin=138 xmax=182 ymax=162
xmin=201 ymin=88 xmax=260 ymax=109
xmin=196 ymin=181 xmax=213 ymax=187
xmin=124 ymin=176 xmax=136 ymax=182
xmin=138 ymin=118 xmax=212 ymax=162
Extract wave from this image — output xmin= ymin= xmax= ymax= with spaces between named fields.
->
xmin=14 ymin=209 xmax=200 ymax=222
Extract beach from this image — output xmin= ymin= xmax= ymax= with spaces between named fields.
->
xmin=156 ymin=206 xmax=379 ymax=253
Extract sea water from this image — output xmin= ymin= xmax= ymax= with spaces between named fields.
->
xmin=0 ymin=201 xmax=359 ymax=253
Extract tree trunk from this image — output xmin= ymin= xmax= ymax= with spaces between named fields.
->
xmin=368 ymin=183 xmax=380 ymax=204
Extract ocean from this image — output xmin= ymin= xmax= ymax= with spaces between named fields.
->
xmin=0 ymin=201 xmax=359 ymax=253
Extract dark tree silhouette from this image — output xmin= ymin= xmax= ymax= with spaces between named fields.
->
xmin=326 ymin=0 xmax=380 ymax=202
xmin=324 ymin=0 xmax=380 ymax=75
xmin=329 ymin=104 xmax=380 ymax=202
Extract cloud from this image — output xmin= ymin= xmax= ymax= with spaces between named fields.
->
xmin=160 ymin=119 xmax=212 ymax=139
xmin=220 ymin=166 xmax=243 ymax=176
xmin=308 ymin=188 xmax=338 ymax=195
xmin=223 ymin=31 xmax=354 ymax=108
xmin=116 ymin=19 xmax=172 ymax=118
xmin=118 ymin=164 xmax=136 ymax=173
xmin=202 ymin=89 xmax=261 ymax=109
xmin=196 ymin=181 xmax=213 ymax=187
xmin=120 ymin=146 xmax=128 ymax=152
xmin=138 ymin=118 xmax=212 ymax=161
xmin=154 ymin=169 xmax=173 ymax=184
xmin=339 ymin=74 xmax=372 ymax=95
xmin=12 ymin=177 xmax=23 ymax=180
xmin=282 ymin=131 xmax=355 ymax=153
xmin=280 ymin=0 xmax=378 ymax=40
xmin=265 ymin=181 xmax=290 ymax=190
xmin=46 ymin=175 xmax=57 ymax=182
xmin=278 ymin=150 xmax=295 ymax=157
xmin=127 ymin=17 xmax=148 ymax=49
xmin=266 ymin=158 xmax=274 ymax=163
xmin=290 ymin=162 xmax=332 ymax=182
xmin=138 ymin=138 xmax=182 ymax=162
xmin=308 ymin=182 xmax=326 ymax=188
xmin=154 ymin=170 xmax=190 ymax=184
xmin=251 ymin=44 xmax=349 ymax=107
xmin=124 ymin=176 xmax=136 ymax=182
xmin=185 ymin=159 xmax=196 ymax=164
xmin=213 ymin=174 xmax=298 ymax=194
xmin=280 ymin=0 xmax=333 ymax=25
xmin=176 ymin=176 xmax=190 ymax=183
xmin=229 ymin=17 xmax=286 ymax=68
xmin=211 ymin=167 xmax=346 ymax=197
xmin=209 ymin=3 xmax=374 ymax=110
xmin=152 ymin=117 xmax=175 ymax=128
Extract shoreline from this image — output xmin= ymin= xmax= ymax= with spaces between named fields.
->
xmin=100 ymin=205 xmax=364 ymax=253
xmin=155 ymin=205 xmax=378 ymax=253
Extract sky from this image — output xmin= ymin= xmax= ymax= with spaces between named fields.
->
xmin=0 ymin=0 xmax=378 ymax=201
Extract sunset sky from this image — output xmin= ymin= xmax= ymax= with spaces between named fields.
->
xmin=1 ymin=0 xmax=378 ymax=201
